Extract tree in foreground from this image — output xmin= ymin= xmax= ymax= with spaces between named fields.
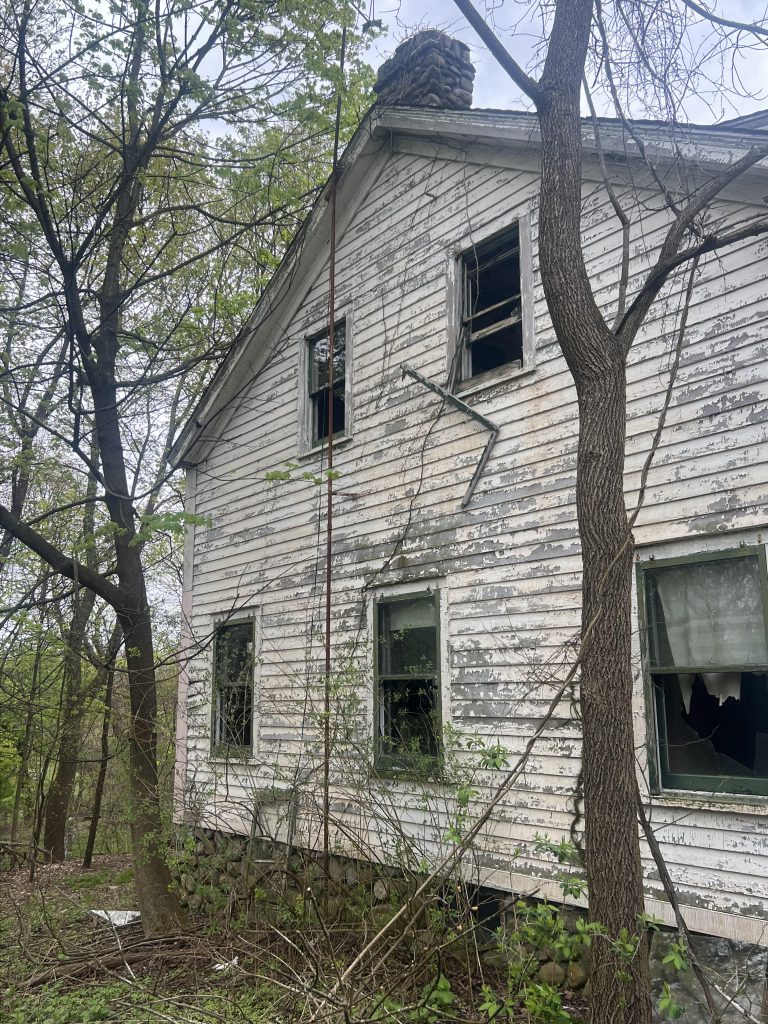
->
xmin=0 ymin=0 xmax=371 ymax=935
xmin=445 ymin=2 xmax=768 ymax=1022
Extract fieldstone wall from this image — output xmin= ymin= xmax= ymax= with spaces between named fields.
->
xmin=168 ymin=829 xmax=411 ymax=926
xmin=373 ymin=31 xmax=475 ymax=110
xmin=170 ymin=829 xmax=768 ymax=1021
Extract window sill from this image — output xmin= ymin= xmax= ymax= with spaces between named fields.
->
xmin=297 ymin=434 xmax=353 ymax=461
xmin=455 ymin=362 xmax=536 ymax=399
xmin=209 ymin=748 xmax=254 ymax=765
xmin=650 ymin=787 xmax=768 ymax=813
xmin=372 ymin=760 xmax=445 ymax=784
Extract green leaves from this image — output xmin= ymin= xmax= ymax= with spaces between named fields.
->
xmin=130 ymin=512 xmax=212 ymax=546
xmin=659 ymin=982 xmax=685 ymax=1019
xmin=265 ymin=463 xmax=342 ymax=486
xmin=661 ymin=939 xmax=690 ymax=974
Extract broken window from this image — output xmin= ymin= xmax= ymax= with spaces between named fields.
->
xmin=375 ymin=592 xmax=441 ymax=773
xmin=213 ymin=620 xmax=255 ymax=751
xmin=641 ymin=549 xmax=768 ymax=796
xmin=308 ymin=319 xmax=346 ymax=446
xmin=461 ymin=225 xmax=523 ymax=381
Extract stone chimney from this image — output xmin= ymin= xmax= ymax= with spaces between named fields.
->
xmin=373 ymin=31 xmax=475 ymax=110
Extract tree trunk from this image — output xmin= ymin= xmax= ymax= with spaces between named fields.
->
xmin=119 ymin=603 xmax=185 ymax=934
xmin=43 ymin=588 xmax=95 ymax=861
xmin=89 ymin=362 xmax=185 ymax=935
xmin=10 ymin=631 xmax=43 ymax=844
xmin=576 ymin=365 xmax=652 ymax=1023
xmin=43 ymin=748 xmax=79 ymax=862
xmin=532 ymin=6 xmax=654 ymax=1018
xmin=83 ymin=654 xmax=114 ymax=869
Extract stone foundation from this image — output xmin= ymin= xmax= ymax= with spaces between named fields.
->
xmin=170 ymin=829 xmax=768 ymax=1021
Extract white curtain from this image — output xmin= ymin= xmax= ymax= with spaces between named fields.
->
xmin=654 ymin=556 xmax=766 ymax=710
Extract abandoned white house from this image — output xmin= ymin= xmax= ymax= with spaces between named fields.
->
xmin=171 ymin=33 xmax=768 ymax=945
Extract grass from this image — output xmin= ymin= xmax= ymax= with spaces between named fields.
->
xmin=0 ymin=855 xmax=289 ymax=1024
xmin=65 ymin=871 xmax=111 ymax=891
xmin=3 ymin=979 xmax=286 ymax=1023
xmin=0 ymin=852 xmax=593 ymax=1024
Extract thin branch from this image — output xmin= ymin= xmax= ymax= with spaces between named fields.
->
xmin=637 ymin=791 xmax=722 ymax=1022
xmin=0 ymin=503 xmax=124 ymax=609
xmin=583 ymin=76 xmax=631 ymax=328
xmin=679 ymin=0 xmax=768 ymax=42
xmin=448 ymin=0 xmax=543 ymax=104
xmin=618 ymin=147 xmax=768 ymax=345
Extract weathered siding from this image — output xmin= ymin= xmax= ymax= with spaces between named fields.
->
xmin=180 ymin=130 xmax=768 ymax=944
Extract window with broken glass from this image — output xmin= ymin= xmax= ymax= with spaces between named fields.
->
xmin=461 ymin=225 xmax=523 ymax=382
xmin=212 ymin=620 xmax=254 ymax=752
xmin=374 ymin=592 xmax=441 ymax=774
xmin=641 ymin=548 xmax=768 ymax=796
xmin=308 ymin=319 xmax=346 ymax=446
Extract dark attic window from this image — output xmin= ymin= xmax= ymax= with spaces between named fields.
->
xmin=212 ymin=620 xmax=254 ymax=752
xmin=641 ymin=548 xmax=768 ymax=797
xmin=308 ymin=319 xmax=346 ymax=446
xmin=461 ymin=225 xmax=523 ymax=382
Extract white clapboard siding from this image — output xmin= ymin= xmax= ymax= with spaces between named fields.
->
xmin=179 ymin=129 xmax=768 ymax=942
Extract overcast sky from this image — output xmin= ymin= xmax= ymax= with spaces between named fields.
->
xmin=364 ymin=0 xmax=534 ymax=110
xmin=361 ymin=0 xmax=768 ymax=123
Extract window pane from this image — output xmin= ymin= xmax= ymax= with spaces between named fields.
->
xmin=217 ymin=684 xmax=253 ymax=748
xmin=655 ymin=671 xmax=768 ymax=792
xmin=214 ymin=622 xmax=253 ymax=750
xmin=215 ymin=622 xmax=253 ymax=685
xmin=466 ymin=246 xmax=521 ymax=331
xmin=309 ymin=322 xmax=346 ymax=393
xmin=470 ymin=320 xmax=523 ymax=376
xmin=462 ymin=226 xmax=522 ymax=380
xmin=312 ymin=384 xmax=345 ymax=443
xmin=646 ymin=555 xmax=767 ymax=669
xmin=378 ymin=596 xmax=437 ymax=675
xmin=378 ymin=677 xmax=439 ymax=767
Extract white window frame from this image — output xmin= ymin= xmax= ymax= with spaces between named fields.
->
xmin=297 ymin=309 xmax=353 ymax=456
xmin=209 ymin=607 xmax=261 ymax=760
xmin=636 ymin=532 xmax=768 ymax=800
xmin=368 ymin=578 xmax=451 ymax=776
xmin=448 ymin=210 xmax=535 ymax=394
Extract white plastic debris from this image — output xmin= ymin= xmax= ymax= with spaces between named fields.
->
xmin=88 ymin=910 xmax=142 ymax=927
xmin=212 ymin=957 xmax=240 ymax=972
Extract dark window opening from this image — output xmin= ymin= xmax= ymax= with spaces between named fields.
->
xmin=308 ymin=320 xmax=346 ymax=445
xmin=462 ymin=227 xmax=523 ymax=381
xmin=643 ymin=551 xmax=768 ymax=796
xmin=213 ymin=621 xmax=254 ymax=750
xmin=375 ymin=594 xmax=440 ymax=773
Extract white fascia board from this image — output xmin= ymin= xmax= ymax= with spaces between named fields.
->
xmin=381 ymin=106 xmax=768 ymax=173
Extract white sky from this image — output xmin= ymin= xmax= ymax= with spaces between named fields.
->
xmin=361 ymin=0 xmax=768 ymax=123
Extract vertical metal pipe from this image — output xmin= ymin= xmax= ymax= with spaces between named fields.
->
xmin=323 ymin=24 xmax=347 ymax=870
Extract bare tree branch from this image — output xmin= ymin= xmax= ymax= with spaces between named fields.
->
xmin=0 ymin=503 xmax=124 ymax=608
xmin=679 ymin=0 xmax=768 ymax=42
xmin=448 ymin=0 xmax=543 ymax=104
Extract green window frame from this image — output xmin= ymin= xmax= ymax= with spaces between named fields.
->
xmin=211 ymin=618 xmax=255 ymax=755
xmin=638 ymin=546 xmax=768 ymax=797
xmin=461 ymin=225 xmax=523 ymax=382
xmin=373 ymin=590 xmax=442 ymax=775
xmin=307 ymin=319 xmax=346 ymax=446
